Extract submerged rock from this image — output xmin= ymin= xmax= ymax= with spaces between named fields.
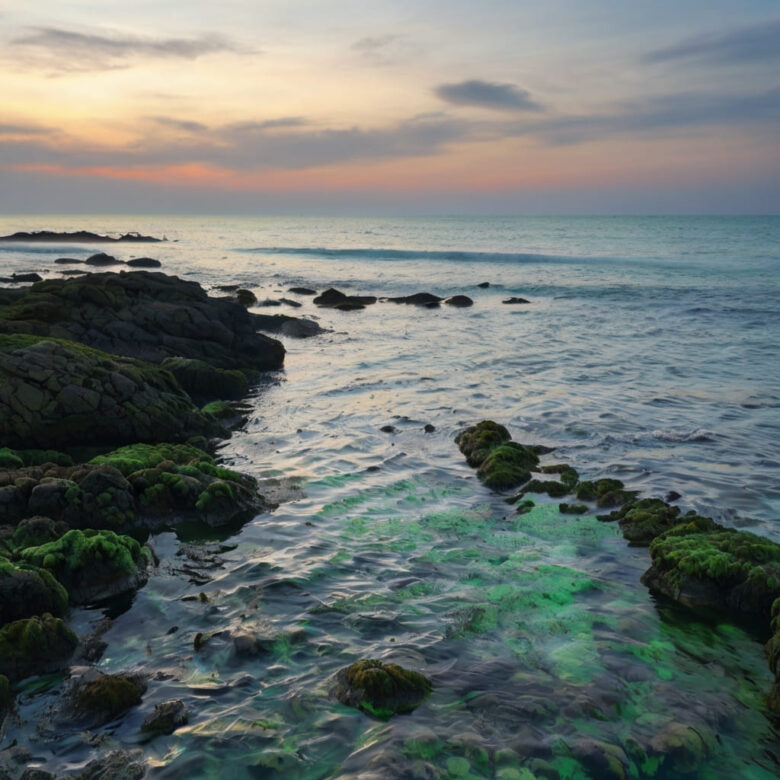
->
xmin=313 ymin=288 xmax=377 ymax=310
xmin=141 ymin=699 xmax=188 ymax=736
xmin=86 ymin=253 xmax=123 ymax=266
xmin=288 ymin=286 xmax=317 ymax=295
xmin=0 ymin=613 xmax=78 ymax=681
xmin=445 ymin=295 xmax=473 ymax=307
xmin=75 ymin=749 xmax=146 ymax=780
xmin=332 ymin=659 xmax=432 ymax=719
xmin=69 ymin=671 xmax=146 ymax=727
xmin=502 ymin=297 xmax=530 ymax=304
xmin=385 ymin=292 xmax=442 ymax=307
xmin=126 ymin=257 xmax=161 ymax=268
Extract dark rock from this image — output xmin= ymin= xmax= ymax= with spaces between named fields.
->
xmin=666 ymin=490 xmax=682 ymax=502
xmin=559 ymin=503 xmax=588 ymax=514
xmin=600 ymin=498 xmax=717 ymax=545
xmin=216 ymin=284 xmax=239 ymax=292
xmin=648 ymin=722 xmax=716 ymax=774
xmin=126 ymin=257 xmax=161 ymax=268
xmin=477 ymin=282 xmax=490 ymax=288
xmin=256 ymin=298 xmax=282 ymax=307
xmin=288 ymin=287 xmax=317 ymax=295
xmin=445 ymin=295 xmax=473 ymax=307
xmin=0 ymin=271 xmax=285 ymax=372
xmin=0 ymin=230 xmax=162 ymax=243
xmin=278 ymin=297 xmax=302 ymax=308
xmin=60 ymin=269 xmax=88 ymax=276
xmin=502 ymin=297 xmax=530 ymax=304
xmin=278 ymin=318 xmax=323 ymax=338
xmin=85 ymin=253 xmax=123 ymax=266
xmin=0 ymin=559 xmax=68 ymax=624
xmin=0 ymin=613 xmax=78 ymax=682
xmin=141 ymin=699 xmax=188 ymax=735
xmin=11 ymin=273 xmax=43 ymax=283
xmin=235 ymin=289 xmax=257 ymax=306
xmin=423 ymin=424 xmax=436 ymax=433
xmin=332 ymin=659 xmax=432 ymax=719
xmin=385 ymin=292 xmax=442 ymax=306
xmin=161 ymin=356 xmax=249 ymax=401
xmin=380 ymin=425 xmax=396 ymax=433
xmin=69 ymin=671 xmax=146 ymax=727
xmin=313 ymin=288 xmax=377 ymax=309
xmin=54 ymin=257 xmax=83 ymax=264
xmin=75 ymin=749 xmax=146 ymax=780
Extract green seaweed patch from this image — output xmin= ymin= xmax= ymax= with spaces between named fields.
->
xmin=332 ymin=659 xmax=432 ymax=719
xmin=576 ymin=478 xmax=625 ymax=502
xmin=0 ymin=613 xmax=78 ymax=681
xmin=455 ymin=420 xmax=511 ymax=467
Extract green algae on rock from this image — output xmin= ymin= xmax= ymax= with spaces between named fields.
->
xmin=0 ymin=613 xmax=78 ymax=681
xmin=455 ymin=420 xmax=511 ymax=467
xmin=89 ymin=442 xmax=214 ymax=477
xmin=70 ymin=672 xmax=146 ymax=727
xmin=332 ymin=659 xmax=432 ymax=719
xmin=600 ymin=498 xmax=719 ymax=545
xmin=21 ymin=528 xmax=151 ymax=604
xmin=160 ymin=357 xmax=250 ymax=402
xmin=642 ymin=528 xmax=780 ymax=617
xmin=0 ymin=558 xmax=68 ymax=623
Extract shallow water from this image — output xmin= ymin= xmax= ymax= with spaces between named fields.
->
xmin=1 ymin=215 xmax=779 ymax=777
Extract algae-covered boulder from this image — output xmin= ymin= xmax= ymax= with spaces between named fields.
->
xmin=649 ymin=721 xmax=717 ymax=775
xmin=600 ymin=498 xmax=719 ymax=545
xmin=575 ymin=478 xmax=636 ymax=508
xmin=332 ymin=659 xmax=432 ymax=719
xmin=70 ymin=671 xmax=146 ymax=727
xmin=0 ymin=673 xmax=11 ymax=716
xmin=642 ymin=528 xmax=780 ymax=617
xmin=89 ymin=442 xmax=208 ymax=477
xmin=160 ymin=357 xmax=249 ymax=402
xmin=0 ymin=613 xmax=78 ymax=681
xmin=21 ymin=528 xmax=151 ymax=604
xmin=0 ymin=334 xmax=215 ymax=448
xmin=0 ymin=270 xmax=284 ymax=372
xmin=456 ymin=420 xmax=511 ymax=468
xmin=0 ymin=558 xmax=68 ymax=624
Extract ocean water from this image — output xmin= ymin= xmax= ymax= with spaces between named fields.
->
xmin=1 ymin=215 xmax=779 ymax=778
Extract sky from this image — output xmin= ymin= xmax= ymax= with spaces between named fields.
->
xmin=1 ymin=0 xmax=778 ymax=215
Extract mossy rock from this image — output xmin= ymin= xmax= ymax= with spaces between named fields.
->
xmin=333 ymin=659 xmax=432 ymax=719
xmin=0 ymin=448 xmax=73 ymax=468
xmin=477 ymin=442 xmax=539 ymax=490
xmin=576 ymin=478 xmax=625 ymax=502
xmin=0 ymin=673 xmax=11 ymax=715
xmin=70 ymin=672 xmax=146 ymax=727
xmin=648 ymin=722 xmax=717 ymax=775
xmin=10 ymin=516 xmax=69 ymax=550
xmin=521 ymin=477 xmax=572 ymax=498
xmin=0 ymin=613 xmax=78 ymax=681
xmin=455 ymin=420 xmax=511 ymax=467
xmin=559 ymin=503 xmax=588 ymax=515
xmin=89 ymin=442 xmax=212 ymax=477
xmin=21 ymin=528 xmax=150 ymax=604
xmin=539 ymin=463 xmax=579 ymax=488
xmin=201 ymin=400 xmax=236 ymax=420
xmin=161 ymin=356 xmax=249 ymax=402
xmin=0 ymin=557 xmax=68 ymax=624
xmin=643 ymin=528 xmax=780 ymax=617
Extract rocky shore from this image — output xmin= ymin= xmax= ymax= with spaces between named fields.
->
xmin=0 ymin=270 xmax=290 ymax=750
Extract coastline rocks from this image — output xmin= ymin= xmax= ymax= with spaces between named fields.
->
xmin=85 ymin=253 xmax=122 ymax=266
xmin=641 ymin=528 xmax=780 ymax=617
xmin=21 ymin=529 xmax=151 ymax=604
xmin=11 ymin=273 xmax=43 ymax=283
xmin=69 ymin=671 xmax=146 ymax=727
xmin=235 ymin=289 xmax=257 ymax=306
xmin=445 ymin=295 xmax=473 ymax=307
xmin=385 ymin=292 xmax=441 ymax=307
xmin=599 ymin=498 xmax=718 ymax=545
xmin=278 ymin=297 xmax=302 ymax=308
xmin=54 ymin=258 xmax=83 ymax=265
xmin=314 ymin=288 xmax=377 ymax=310
xmin=0 ymin=230 xmax=162 ymax=243
xmin=0 ymin=334 xmax=214 ymax=448
xmin=0 ymin=613 xmax=78 ymax=681
xmin=161 ymin=356 xmax=249 ymax=401
xmin=0 ymin=559 xmax=68 ymax=623
xmin=288 ymin=287 xmax=317 ymax=295
xmin=0 ymin=271 xmax=285 ymax=373
xmin=503 ymin=297 xmax=531 ymax=304
xmin=332 ymin=659 xmax=432 ymax=719
xmin=126 ymin=257 xmax=162 ymax=268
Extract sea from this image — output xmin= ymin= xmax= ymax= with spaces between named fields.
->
xmin=1 ymin=215 xmax=779 ymax=778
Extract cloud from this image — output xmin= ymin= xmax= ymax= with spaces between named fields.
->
xmin=351 ymin=35 xmax=400 ymax=53
xmin=0 ymin=123 xmax=49 ymax=136
xmin=10 ymin=27 xmax=251 ymax=72
xmin=434 ymin=80 xmax=543 ymax=112
xmin=149 ymin=117 xmax=209 ymax=133
xmin=644 ymin=19 xmax=780 ymax=66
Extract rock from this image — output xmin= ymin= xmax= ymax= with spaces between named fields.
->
xmin=385 ymin=292 xmax=442 ymax=307
xmin=60 ymin=269 xmax=88 ymax=276
xmin=288 ymin=287 xmax=317 ymax=295
xmin=313 ymin=288 xmax=377 ymax=309
xmin=649 ymin=722 xmax=716 ymax=774
xmin=161 ymin=356 xmax=249 ymax=402
xmin=599 ymin=498 xmax=718 ymax=545
xmin=278 ymin=297 xmax=302 ymax=308
xmin=424 ymin=424 xmax=436 ymax=433
xmin=0 ymin=271 xmax=284 ymax=373
xmin=75 ymin=749 xmax=146 ymax=780
xmin=0 ymin=230 xmax=162 ymax=243
xmin=568 ymin=739 xmax=628 ymax=779
xmin=332 ymin=659 xmax=432 ymax=719
xmin=69 ymin=671 xmax=146 ymax=727
xmin=86 ymin=253 xmax=123 ymax=266
xmin=576 ymin=478 xmax=626 ymax=502
xmin=11 ymin=516 xmax=70 ymax=548
xmin=0 ymin=674 xmax=11 ymax=717
xmin=216 ymin=284 xmax=239 ymax=292
xmin=380 ymin=425 xmax=396 ymax=433
xmin=256 ymin=298 xmax=282 ymax=307
xmin=21 ymin=528 xmax=151 ymax=604
xmin=0 ymin=613 xmax=78 ymax=681
xmin=235 ymin=289 xmax=257 ymax=306
xmin=642 ymin=527 xmax=780 ymax=617
xmin=277 ymin=318 xmax=322 ymax=338
xmin=126 ymin=257 xmax=161 ymax=268
xmin=502 ymin=297 xmax=530 ymax=304
xmin=11 ymin=273 xmax=42 ymax=283
xmin=456 ymin=420 xmax=511 ymax=467
xmin=54 ymin=257 xmax=83 ymax=264
xmin=0 ymin=334 xmax=216 ymax=449
xmin=559 ymin=503 xmax=588 ymax=514
xmin=0 ymin=558 xmax=68 ymax=624
xmin=141 ymin=699 xmax=188 ymax=735
xmin=477 ymin=282 xmax=490 ymax=288
xmin=666 ymin=490 xmax=682 ymax=502
xmin=445 ymin=295 xmax=473 ymax=307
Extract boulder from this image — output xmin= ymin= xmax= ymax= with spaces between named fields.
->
xmin=0 ymin=613 xmax=78 ymax=681
xmin=0 ymin=559 xmax=68 ymax=624
xmin=385 ymin=292 xmax=441 ymax=307
xmin=502 ymin=297 xmax=530 ymax=304
xmin=313 ymin=288 xmax=377 ymax=310
xmin=85 ymin=253 xmax=123 ymax=266
xmin=69 ymin=671 xmax=146 ymax=727
xmin=445 ymin=295 xmax=473 ymax=307
xmin=126 ymin=257 xmax=161 ymax=268
xmin=288 ymin=287 xmax=317 ymax=295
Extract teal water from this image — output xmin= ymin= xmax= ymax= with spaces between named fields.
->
xmin=1 ymin=215 xmax=779 ymax=777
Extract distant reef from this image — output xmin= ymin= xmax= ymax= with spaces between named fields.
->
xmin=0 ymin=230 xmax=164 ymax=243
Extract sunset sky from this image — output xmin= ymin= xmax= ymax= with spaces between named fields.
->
xmin=1 ymin=1 xmax=778 ymax=214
